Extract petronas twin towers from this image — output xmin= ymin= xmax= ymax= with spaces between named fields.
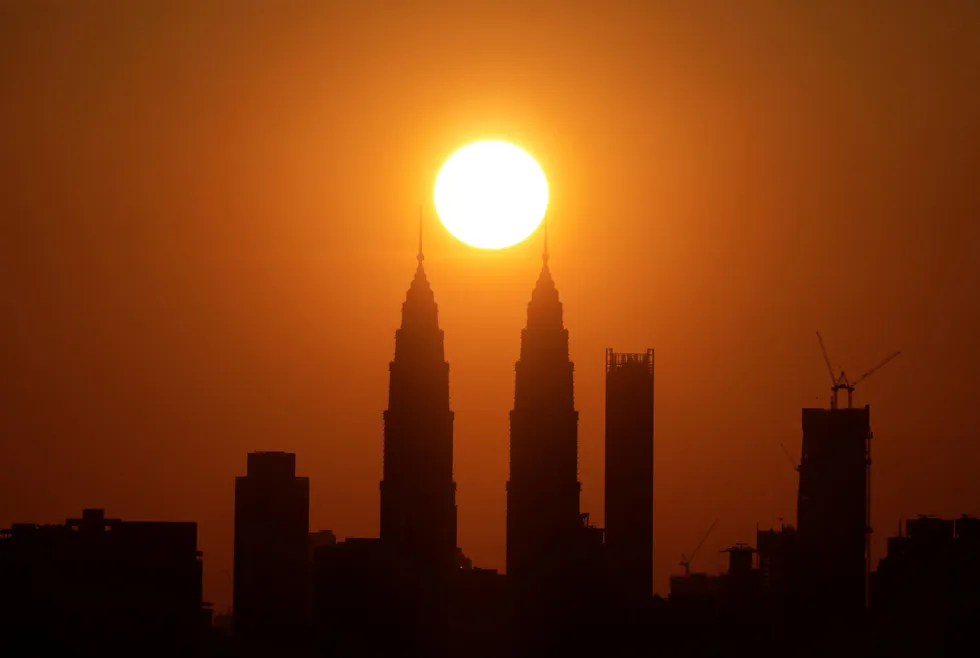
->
xmin=380 ymin=226 xmax=587 ymax=596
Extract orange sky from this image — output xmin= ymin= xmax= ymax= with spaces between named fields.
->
xmin=2 ymin=1 xmax=978 ymax=610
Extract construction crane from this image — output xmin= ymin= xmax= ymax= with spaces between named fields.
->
xmin=680 ymin=519 xmax=719 ymax=577
xmin=816 ymin=331 xmax=900 ymax=607
xmin=816 ymin=332 xmax=901 ymax=409
xmin=780 ymin=443 xmax=800 ymax=472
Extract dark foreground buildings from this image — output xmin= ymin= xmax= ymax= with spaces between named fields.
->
xmin=0 ymin=508 xmax=206 ymax=654
xmin=604 ymin=348 xmax=655 ymax=607
xmin=667 ymin=403 xmax=874 ymax=627
xmin=312 ymin=536 xmax=397 ymax=653
xmin=872 ymin=515 xmax=980 ymax=628
xmin=9 ymin=238 xmax=980 ymax=656
xmin=234 ymin=451 xmax=310 ymax=646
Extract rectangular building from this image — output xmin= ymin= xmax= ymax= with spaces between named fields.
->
xmin=796 ymin=405 xmax=870 ymax=619
xmin=234 ymin=451 xmax=310 ymax=642
xmin=312 ymin=537 xmax=403 ymax=654
xmin=0 ymin=508 xmax=204 ymax=651
xmin=871 ymin=515 xmax=980 ymax=631
xmin=604 ymin=348 xmax=655 ymax=602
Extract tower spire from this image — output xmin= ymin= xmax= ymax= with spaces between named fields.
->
xmin=383 ymin=204 xmax=457 ymax=583
xmin=542 ymin=215 xmax=549 ymax=266
xmin=418 ymin=205 xmax=425 ymax=265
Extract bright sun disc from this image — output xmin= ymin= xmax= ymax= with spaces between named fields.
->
xmin=434 ymin=141 xmax=549 ymax=249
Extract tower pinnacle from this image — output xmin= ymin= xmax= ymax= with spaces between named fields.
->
xmin=542 ymin=216 xmax=549 ymax=266
xmin=418 ymin=205 xmax=425 ymax=266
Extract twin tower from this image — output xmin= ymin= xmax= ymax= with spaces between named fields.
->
xmin=381 ymin=228 xmax=654 ymax=602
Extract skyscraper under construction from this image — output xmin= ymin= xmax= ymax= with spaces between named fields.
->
xmin=796 ymin=405 xmax=871 ymax=620
xmin=604 ymin=348 xmax=655 ymax=603
xmin=793 ymin=334 xmax=898 ymax=621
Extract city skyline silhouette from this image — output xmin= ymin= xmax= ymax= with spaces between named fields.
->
xmin=2 ymin=3 xmax=979 ymax=646
xmin=5 ymin=239 xmax=976 ymax=654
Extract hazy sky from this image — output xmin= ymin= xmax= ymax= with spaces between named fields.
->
xmin=2 ymin=1 xmax=978 ymax=610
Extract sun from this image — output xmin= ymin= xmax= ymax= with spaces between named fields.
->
xmin=433 ymin=140 xmax=549 ymax=250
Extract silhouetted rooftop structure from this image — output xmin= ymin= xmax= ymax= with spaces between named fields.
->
xmin=234 ymin=451 xmax=310 ymax=647
xmin=870 ymin=515 xmax=980 ymax=649
xmin=312 ymin=537 xmax=408 ymax=655
xmin=249 ymin=449 xmax=294 ymax=475
xmin=670 ymin=572 xmax=722 ymax=601
xmin=0 ymin=508 xmax=204 ymax=653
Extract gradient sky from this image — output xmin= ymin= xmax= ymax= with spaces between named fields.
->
xmin=2 ymin=1 xmax=978 ymax=610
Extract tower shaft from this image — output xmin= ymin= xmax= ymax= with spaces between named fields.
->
xmin=796 ymin=405 xmax=870 ymax=620
xmin=604 ymin=349 xmax=655 ymax=602
xmin=380 ymin=255 xmax=457 ymax=580
xmin=506 ymin=257 xmax=582 ymax=594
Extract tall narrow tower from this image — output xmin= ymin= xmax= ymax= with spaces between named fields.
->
xmin=506 ymin=238 xmax=582 ymax=595
xmin=234 ymin=451 xmax=310 ymax=642
xmin=380 ymin=221 xmax=457 ymax=582
xmin=604 ymin=348 xmax=655 ymax=602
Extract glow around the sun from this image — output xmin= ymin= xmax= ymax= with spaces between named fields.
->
xmin=433 ymin=140 xmax=549 ymax=250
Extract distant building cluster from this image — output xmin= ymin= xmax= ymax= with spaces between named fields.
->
xmin=2 ymin=237 xmax=978 ymax=656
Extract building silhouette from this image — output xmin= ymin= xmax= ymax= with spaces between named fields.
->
xmin=312 ymin=536 xmax=405 ymax=655
xmin=233 ymin=451 xmax=310 ymax=645
xmin=8 ymin=219 xmax=974 ymax=650
xmin=380 ymin=226 xmax=458 ymax=584
xmin=448 ymin=566 xmax=511 ymax=658
xmin=755 ymin=523 xmax=800 ymax=620
xmin=604 ymin=348 xmax=655 ymax=606
xmin=506 ymin=242 xmax=581 ymax=591
xmin=795 ymin=405 xmax=871 ymax=621
xmin=313 ymin=234 xmax=459 ymax=657
xmin=0 ymin=508 xmax=204 ymax=653
xmin=718 ymin=543 xmax=764 ymax=622
xmin=871 ymin=515 xmax=980 ymax=629
xmin=308 ymin=529 xmax=337 ymax=561
xmin=505 ymin=237 xmax=606 ymax=648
